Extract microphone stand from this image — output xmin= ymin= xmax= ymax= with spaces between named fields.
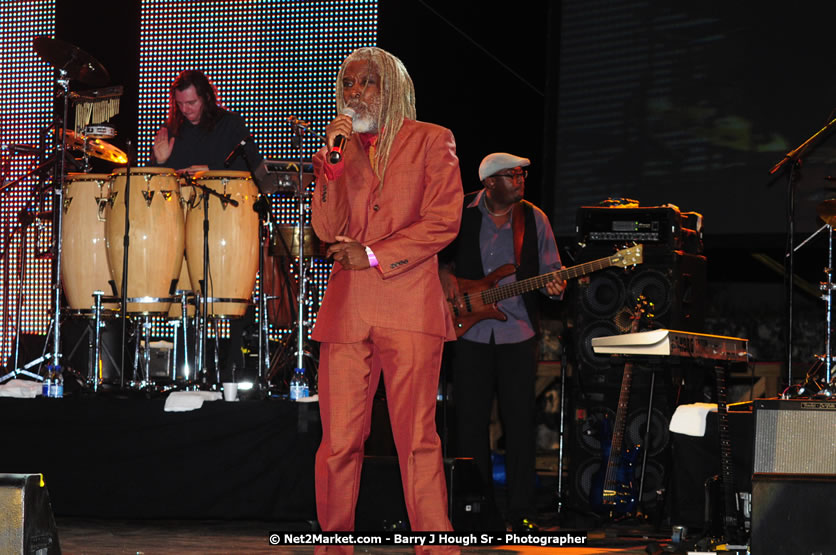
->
xmin=233 ymin=141 xmax=271 ymax=390
xmin=292 ymin=122 xmax=307 ymax=382
xmin=119 ymin=143 xmax=133 ymax=389
xmin=186 ymin=178 xmax=238 ymax=384
xmin=769 ymin=115 xmax=836 ymax=391
xmin=288 ymin=118 xmax=324 ymax=389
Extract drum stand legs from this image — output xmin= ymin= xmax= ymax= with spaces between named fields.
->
xmin=192 ymin=297 xmax=225 ymax=387
xmin=132 ymin=315 xmax=153 ymax=387
xmin=61 ymin=292 xmax=118 ymax=392
xmin=168 ymin=319 xmax=181 ymax=382
xmin=170 ymin=290 xmax=191 ymax=383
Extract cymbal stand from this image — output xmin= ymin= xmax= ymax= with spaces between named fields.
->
xmin=0 ymin=70 xmax=77 ymax=383
xmin=825 ymin=225 xmax=833 ymax=385
xmin=117 ymin=145 xmax=134 ymax=390
xmin=794 ymin=222 xmax=836 ymax=393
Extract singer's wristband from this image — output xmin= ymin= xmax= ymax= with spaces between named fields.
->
xmin=365 ymin=246 xmax=378 ymax=268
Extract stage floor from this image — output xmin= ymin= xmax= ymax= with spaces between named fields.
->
xmin=55 ymin=516 xmax=671 ymax=554
xmin=2 ymin=391 xmax=743 ymax=553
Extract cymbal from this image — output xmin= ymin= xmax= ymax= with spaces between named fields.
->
xmin=59 ymin=129 xmax=127 ymax=165
xmin=33 ymin=35 xmax=109 ymax=86
xmin=817 ymin=198 xmax=836 ymax=226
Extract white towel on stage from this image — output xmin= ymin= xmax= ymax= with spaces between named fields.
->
xmin=668 ymin=402 xmax=718 ymax=437
xmin=164 ymin=391 xmax=222 ymax=412
xmin=0 ymin=380 xmax=43 ymax=398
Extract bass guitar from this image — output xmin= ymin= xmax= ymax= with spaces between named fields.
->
xmin=589 ymin=295 xmax=651 ymax=517
xmin=447 ymin=244 xmax=643 ymax=338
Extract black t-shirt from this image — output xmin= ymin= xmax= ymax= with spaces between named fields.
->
xmin=153 ymin=111 xmax=262 ymax=172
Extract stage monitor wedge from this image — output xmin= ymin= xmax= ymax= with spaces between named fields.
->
xmin=0 ymin=473 xmax=61 ymax=555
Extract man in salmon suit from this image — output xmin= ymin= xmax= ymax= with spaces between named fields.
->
xmin=311 ymin=46 xmax=463 ymax=552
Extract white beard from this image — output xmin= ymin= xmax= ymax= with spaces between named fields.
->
xmin=352 ymin=112 xmax=378 ymax=133
xmin=347 ymin=97 xmax=380 ymax=134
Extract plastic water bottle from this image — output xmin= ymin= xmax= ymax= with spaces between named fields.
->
xmin=42 ymin=365 xmax=63 ymax=398
xmin=289 ymin=367 xmax=309 ymax=401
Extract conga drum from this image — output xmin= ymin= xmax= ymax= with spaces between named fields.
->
xmin=61 ymin=173 xmax=118 ymax=313
xmin=185 ymin=170 xmax=259 ymax=318
xmin=104 ymin=167 xmax=184 ymax=314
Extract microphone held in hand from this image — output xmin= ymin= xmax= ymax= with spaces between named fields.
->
xmin=328 ymin=107 xmax=356 ymax=164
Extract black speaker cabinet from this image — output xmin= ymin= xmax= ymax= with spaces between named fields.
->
xmin=751 ymin=474 xmax=836 ymax=555
xmin=564 ymin=371 xmax=672 ymax=517
xmin=751 ymin=400 xmax=836 ymax=554
xmin=563 ymin=246 xmax=702 ymax=520
xmin=0 ymin=473 xmax=61 ymax=554
xmin=355 ymin=456 xmax=503 ymax=532
xmin=570 ymin=247 xmax=706 ymax=373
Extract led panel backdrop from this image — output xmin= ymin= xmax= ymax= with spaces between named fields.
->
xmin=0 ymin=1 xmax=56 ymax=366
xmin=0 ymin=1 xmax=377 ymax=367
xmin=137 ymin=0 xmax=377 ymax=338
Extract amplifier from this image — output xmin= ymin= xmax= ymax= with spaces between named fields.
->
xmin=576 ymin=206 xmax=702 ymax=253
xmin=751 ymin=400 xmax=836 ymax=554
xmin=753 ymin=399 xmax=836 ymax=475
xmin=751 ymin=474 xmax=836 ymax=555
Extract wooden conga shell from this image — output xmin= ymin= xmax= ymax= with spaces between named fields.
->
xmin=185 ymin=171 xmax=259 ymax=318
xmin=61 ymin=173 xmax=118 ymax=312
xmin=104 ymin=167 xmax=183 ymax=314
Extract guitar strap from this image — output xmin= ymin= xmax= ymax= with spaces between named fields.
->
xmin=512 ymin=201 xmax=525 ymax=266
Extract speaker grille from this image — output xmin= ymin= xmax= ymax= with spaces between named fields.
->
xmin=754 ymin=401 xmax=836 ymax=474
xmin=628 ymin=269 xmax=672 ymax=318
xmin=581 ymin=269 xmax=627 ymax=318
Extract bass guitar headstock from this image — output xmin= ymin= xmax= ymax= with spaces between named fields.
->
xmin=609 ymin=244 xmax=643 ymax=268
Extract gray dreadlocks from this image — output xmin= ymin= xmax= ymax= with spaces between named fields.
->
xmin=335 ymin=47 xmax=416 ymax=182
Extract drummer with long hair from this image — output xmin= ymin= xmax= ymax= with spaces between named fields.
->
xmin=151 ymin=69 xmax=261 ymax=174
xmin=150 ymin=69 xmax=262 ymax=385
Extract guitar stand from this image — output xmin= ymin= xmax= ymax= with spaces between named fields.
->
xmin=635 ymin=366 xmax=658 ymax=512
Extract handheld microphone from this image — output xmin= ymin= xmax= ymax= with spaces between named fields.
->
xmin=224 ymin=135 xmax=251 ymax=168
xmin=328 ymin=107 xmax=356 ymax=164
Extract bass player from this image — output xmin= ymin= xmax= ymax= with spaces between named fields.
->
xmin=438 ymin=152 xmax=564 ymax=532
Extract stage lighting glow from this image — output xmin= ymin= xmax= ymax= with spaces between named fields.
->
xmin=0 ymin=1 xmax=56 ymax=365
